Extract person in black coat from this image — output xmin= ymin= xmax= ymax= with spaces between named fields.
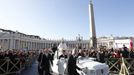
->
xmin=51 ymin=44 xmax=57 ymax=65
xmin=51 ymin=43 xmax=57 ymax=54
xmin=121 ymin=45 xmax=129 ymax=58
xmin=38 ymin=49 xmax=52 ymax=75
xmin=66 ymin=49 xmax=82 ymax=75
xmin=37 ymin=52 xmax=43 ymax=75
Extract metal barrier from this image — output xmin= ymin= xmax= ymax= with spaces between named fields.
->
xmin=0 ymin=56 xmax=35 ymax=75
xmin=105 ymin=58 xmax=134 ymax=75
xmin=119 ymin=58 xmax=129 ymax=75
xmin=0 ymin=57 xmax=22 ymax=75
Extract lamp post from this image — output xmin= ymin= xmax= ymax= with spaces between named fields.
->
xmin=76 ymin=34 xmax=83 ymax=49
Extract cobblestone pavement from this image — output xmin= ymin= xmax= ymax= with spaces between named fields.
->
xmin=20 ymin=62 xmax=58 ymax=75
xmin=20 ymin=62 xmax=39 ymax=75
xmin=19 ymin=61 xmax=117 ymax=75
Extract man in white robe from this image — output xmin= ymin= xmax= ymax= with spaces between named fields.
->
xmin=57 ymin=58 xmax=65 ymax=75
xmin=58 ymin=41 xmax=67 ymax=57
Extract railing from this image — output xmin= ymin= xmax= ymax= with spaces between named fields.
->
xmin=0 ymin=58 xmax=22 ymax=75
xmin=0 ymin=56 xmax=35 ymax=75
xmin=105 ymin=58 xmax=134 ymax=75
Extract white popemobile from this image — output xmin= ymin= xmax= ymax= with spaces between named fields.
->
xmin=52 ymin=42 xmax=109 ymax=75
xmin=77 ymin=57 xmax=109 ymax=75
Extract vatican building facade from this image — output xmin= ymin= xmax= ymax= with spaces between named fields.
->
xmin=0 ymin=28 xmax=90 ymax=51
xmin=0 ymin=28 xmax=133 ymax=51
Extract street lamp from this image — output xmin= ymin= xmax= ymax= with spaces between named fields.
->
xmin=76 ymin=34 xmax=83 ymax=49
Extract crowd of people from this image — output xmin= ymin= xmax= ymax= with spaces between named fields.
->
xmin=0 ymin=44 xmax=133 ymax=75
xmin=37 ymin=44 xmax=134 ymax=75
xmin=37 ymin=46 xmax=83 ymax=75
xmin=89 ymin=45 xmax=134 ymax=63
xmin=0 ymin=50 xmax=36 ymax=63
xmin=0 ymin=49 xmax=36 ymax=74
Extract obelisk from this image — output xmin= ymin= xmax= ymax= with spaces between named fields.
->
xmin=89 ymin=0 xmax=97 ymax=49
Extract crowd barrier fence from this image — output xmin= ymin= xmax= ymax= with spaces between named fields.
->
xmin=0 ymin=56 xmax=35 ymax=75
xmin=105 ymin=58 xmax=134 ymax=75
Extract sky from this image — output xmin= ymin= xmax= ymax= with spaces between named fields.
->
xmin=0 ymin=0 xmax=134 ymax=40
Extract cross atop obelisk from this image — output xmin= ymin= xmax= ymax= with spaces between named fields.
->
xmin=90 ymin=0 xmax=92 ymax=3
xmin=89 ymin=0 xmax=97 ymax=49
